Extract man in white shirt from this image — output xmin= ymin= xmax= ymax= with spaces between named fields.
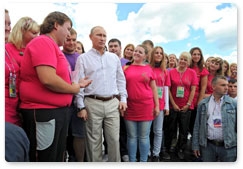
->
xmin=74 ymin=26 xmax=127 ymax=162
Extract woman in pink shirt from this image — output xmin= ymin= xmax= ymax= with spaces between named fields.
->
xmin=189 ymin=47 xmax=209 ymax=135
xmin=169 ymin=52 xmax=197 ymax=160
xmin=5 ymin=15 xmax=39 ymax=126
xmin=123 ymin=44 xmax=159 ymax=162
xmin=149 ymin=46 xmax=171 ymax=162
xmin=205 ymin=57 xmax=223 ymax=98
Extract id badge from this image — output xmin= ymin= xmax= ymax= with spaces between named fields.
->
xmin=9 ymin=74 xmax=16 ymax=97
xmin=157 ymin=86 xmax=163 ymax=99
xmin=213 ymin=118 xmax=222 ymax=128
xmin=176 ymin=86 xmax=184 ymax=98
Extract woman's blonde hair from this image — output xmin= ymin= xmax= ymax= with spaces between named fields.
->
xmin=8 ymin=17 xmax=39 ymax=49
xmin=179 ymin=51 xmax=191 ymax=66
xmin=209 ymin=57 xmax=224 ymax=75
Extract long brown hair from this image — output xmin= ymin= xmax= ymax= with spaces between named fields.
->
xmin=150 ymin=46 xmax=166 ymax=71
xmin=189 ymin=47 xmax=205 ymax=71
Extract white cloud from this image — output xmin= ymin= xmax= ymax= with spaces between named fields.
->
xmin=5 ymin=2 xmax=237 ymax=62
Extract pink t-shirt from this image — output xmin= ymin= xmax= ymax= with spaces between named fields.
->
xmin=152 ymin=67 xmax=171 ymax=110
xmin=5 ymin=43 xmax=25 ymax=67
xmin=124 ymin=65 xmax=155 ymax=121
xmin=20 ymin=35 xmax=73 ymax=109
xmin=5 ymin=46 xmax=21 ymax=126
xmin=169 ymin=68 xmax=198 ymax=109
xmin=191 ymin=66 xmax=209 ymax=106
xmin=206 ymin=73 xmax=214 ymax=95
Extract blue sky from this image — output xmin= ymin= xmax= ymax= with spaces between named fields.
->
xmin=116 ymin=3 xmax=145 ymax=21
xmin=4 ymin=2 xmax=238 ymax=64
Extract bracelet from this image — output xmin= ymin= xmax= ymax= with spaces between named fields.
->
xmin=187 ymin=102 xmax=191 ymax=106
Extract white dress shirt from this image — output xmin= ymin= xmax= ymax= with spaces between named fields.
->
xmin=207 ymin=95 xmax=224 ymax=141
xmin=73 ymin=48 xmax=127 ymax=108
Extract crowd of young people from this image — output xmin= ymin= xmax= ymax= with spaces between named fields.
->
xmin=5 ymin=9 xmax=237 ymax=162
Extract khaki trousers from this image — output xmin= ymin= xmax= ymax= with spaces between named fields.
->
xmin=84 ymin=97 xmax=120 ymax=162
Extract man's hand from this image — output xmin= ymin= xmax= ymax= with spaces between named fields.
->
xmin=77 ymin=109 xmax=88 ymax=121
xmin=119 ymin=102 xmax=127 ymax=117
xmin=78 ymin=77 xmax=92 ymax=88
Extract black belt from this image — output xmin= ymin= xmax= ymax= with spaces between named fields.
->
xmin=207 ymin=139 xmax=224 ymax=147
xmin=85 ymin=95 xmax=119 ymax=101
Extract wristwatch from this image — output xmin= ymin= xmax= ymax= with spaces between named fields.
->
xmin=186 ymin=102 xmax=191 ymax=106
xmin=77 ymin=107 xmax=86 ymax=113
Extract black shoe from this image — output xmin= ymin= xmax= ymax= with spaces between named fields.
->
xmin=152 ymin=156 xmax=160 ymax=162
xmin=161 ymin=151 xmax=171 ymax=160
xmin=147 ymin=155 xmax=152 ymax=162
xmin=177 ymin=149 xmax=185 ymax=160
xmin=169 ymin=146 xmax=176 ymax=153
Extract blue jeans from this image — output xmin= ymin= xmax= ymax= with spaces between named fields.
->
xmin=152 ymin=110 xmax=164 ymax=156
xmin=125 ymin=120 xmax=152 ymax=162
xmin=201 ymin=142 xmax=237 ymax=162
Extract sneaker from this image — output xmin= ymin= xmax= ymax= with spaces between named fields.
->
xmin=152 ymin=156 xmax=160 ymax=162
xmin=177 ymin=149 xmax=184 ymax=160
xmin=122 ymin=155 xmax=129 ymax=162
xmin=161 ymin=151 xmax=171 ymax=160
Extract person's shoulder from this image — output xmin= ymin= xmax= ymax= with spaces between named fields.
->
xmin=225 ymin=95 xmax=237 ymax=104
xmin=106 ymin=51 xmax=117 ymax=57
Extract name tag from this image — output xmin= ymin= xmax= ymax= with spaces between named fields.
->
xmin=213 ymin=118 xmax=222 ymax=128
xmin=176 ymin=86 xmax=184 ymax=98
xmin=157 ymin=86 xmax=163 ymax=99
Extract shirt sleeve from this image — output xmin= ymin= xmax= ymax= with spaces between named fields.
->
xmin=116 ymin=58 xmax=127 ymax=103
xmin=74 ymin=55 xmax=85 ymax=108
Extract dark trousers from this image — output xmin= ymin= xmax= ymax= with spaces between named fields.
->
xmin=120 ymin=116 xmax=128 ymax=157
xmin=189 ymin=108 xmax=197 ymax=135
xmin=176 ymin=109 xmax=191 ymax=151
xmin=21 ymin=107 xmax=71 ymax=162
xmin=164 ymin=109 xmax=191 ymax=151
xmin=163 ymin=110 xmax=178 ymax=150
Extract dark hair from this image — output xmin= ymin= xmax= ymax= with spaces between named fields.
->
xmin=40 ymin=11 xmax=72 ymax=34
xmin=108 ymin=38 xmax=121 ymax=46
xmin=228 ymin=78 xmax=237 ymax=84
xmin=77 ymin=41 xmax=85 ymax=53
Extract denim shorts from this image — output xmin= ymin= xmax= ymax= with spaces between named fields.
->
xmin=71 ymin=110 xmax=86 ymax=138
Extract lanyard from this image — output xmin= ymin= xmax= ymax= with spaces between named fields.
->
xmin=5 ymin=50 xmax=16 ymax=76
xmin=178 ymin=70 xmax=185 ymax=86
xmin=5 ymin=49 xmax=17 ymax=97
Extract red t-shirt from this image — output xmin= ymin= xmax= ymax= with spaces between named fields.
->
xmin=123 ymin=65 xmax=155 ymax=121
xmin=191 ymin=66 xmax=209 ymax=106
xmin=5 ymin=43 xmax=25 ymax=67
xmin=5 ymin=46 xmax=21 ymax=126
xmin=152 ymin=67 xmax=171 ymax=110
xmin=206 ymin=73 xmax=214 ymax=95
xmin=19 ymin=35 xmax=73 ymax=109
xmin=169 ymin=68 xmax=198 ymax=109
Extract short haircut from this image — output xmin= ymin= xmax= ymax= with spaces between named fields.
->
xmin=70 ymin=28 xmax=77 ymax=35
xmin=228 ymin=78 xmax=237 ymax=84
xmin=142 ymin=39 xmax=154 ymax=48
xmin=211 ymin=75 xmax=228 ymax=85
xmin=108 ymin=38 xmax=121 ymax=46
